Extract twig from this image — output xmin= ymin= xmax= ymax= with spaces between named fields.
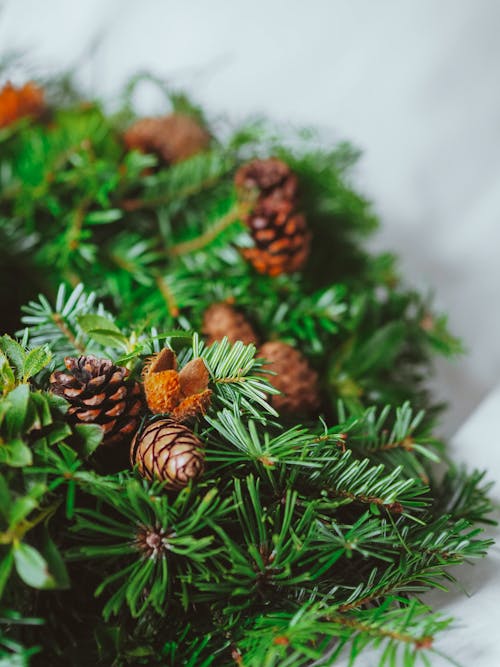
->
xmin=169 ymin=204 xmax=247 ymax=257
xmin=155 ymin=274 xmax=179 ymax=318
xmin=326 ymin=613 xmax=433 ymax=649
xmin=120 ymin=173 xmax=224 ymax=212
xmin=52 ymin=312 xmax=85 ymax=353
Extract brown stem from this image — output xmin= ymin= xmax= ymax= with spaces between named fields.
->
xmin=52 ymin=313 xmax=85 ymax=353
xmin=67 ymin=198 xmax=91 ymax=252
xmin=328 ymin=488 xmax=403 ymax=515
xmin=169 ymin=204 xmax=247 ymax=257
xmin=327 ymin=613 xmax=433 ymax=649
xmin=379 ymin=436 xmax=414 ymax=452
xmin=155 ymin=274 xmax=179 ymax=318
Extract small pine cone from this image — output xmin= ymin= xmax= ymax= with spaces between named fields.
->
xmin=131 ymin=418 xmax=205 ymax=488
xmin=202 ymin=303 xmax=259 ymax=346
xmin=234 ymin=157 xmax=298 ymax=204
xmin=50 ymin=356 xmax=144 ymax=446
xmin=0 ymin=81 xmax=44 ymax=128
xmin=243 ymin=199 xmax=311 ymax=276
xmin=259 ymin=341 xmax=320 ymax=417
xmin=142 ymin=348 xmax=211 ymax=421
xmin=124 ymin=113 xmax=210 ymax=164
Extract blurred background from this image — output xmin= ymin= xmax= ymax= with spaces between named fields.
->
xmin=1 ymin=0 xmax=500 ymax=435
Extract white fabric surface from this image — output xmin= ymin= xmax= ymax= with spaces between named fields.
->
xmin=1 ymin=4 xmax=500 ymax=662
xmin=2 ymin=0 xmax=500 ymax=435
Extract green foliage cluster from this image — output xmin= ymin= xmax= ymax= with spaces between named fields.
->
xmin=0 ymin=71 xmax=493 ymax=667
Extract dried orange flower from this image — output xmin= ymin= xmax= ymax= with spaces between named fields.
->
xmin=142 ymin=348 xmax=211 ymax=421
xmin=0 ymin=81 xmax=45 ymax=128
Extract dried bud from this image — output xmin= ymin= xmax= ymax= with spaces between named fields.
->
xmin=142 ymin=348 xmax=211 ymax=421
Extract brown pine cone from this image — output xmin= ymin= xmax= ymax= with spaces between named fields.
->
xmin=123 ymin=113 xmax=210 ymax=164
xmin=234 ymin=157 xmax=298 ymax=204
xmin=259 ymin=341 xmax=320 ymax=417
xmin=243 ymin=199 xmax=311 ymax=276
xmin=50 ymin=356 xmax=144 ymax=446
xmin=202 ymin=303 xmax=259 ymax=346
xmin=0 ymin=81 xmax=44 ymax=128
xmin=130 ymin=418 xmax=205 ymax=489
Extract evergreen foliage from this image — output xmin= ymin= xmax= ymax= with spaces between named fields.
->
xmin=0 ymin=69 xmax=494 ymax=666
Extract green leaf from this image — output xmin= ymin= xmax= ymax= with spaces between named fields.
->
xmin=77 ymin=314 xmax=121 ymax=334
xmin=85 ymin=209 xmax=123 ymax=225
xmin=76 ymin=314 xmax=127 ymax=349
xmin=73 ymin=423 xmax=103 ymax=457
xmin=0 ymin=335 xmax=26 ymax=379
xmin=13 ymin=542 xmax=55 ymax=589
xmin=29 ymin=391 xmax=55 ymax=428
xmin=41 ymin=528 xmax=70 ymax=589
xmin=44 ymin=422 xmax=73 ymax=447
xmin=8 ymin=487 xmax=45 ymax=527
xmin=4 ymin=384 xmax=30 ymax=437
xmin=0 ymin=437 xmax=32 ymax=467
xmin=0 ymin=474 xmax=12 ymax=520
xmin=23 ymin=346 xmax=52 ymax=381
xmin=0 ymin=549 xmax=14 ymax=598
xmin=86 ymin=329 xmax=129 ymax=350
xmin=0 ymin=353 xmax=16 ymax=393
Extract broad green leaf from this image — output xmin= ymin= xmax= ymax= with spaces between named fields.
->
xmin=41 ymin=528 xmax=70 ymax=589
xmin=14 ymin=542 xmax=55 ymax=589
xmin=0 ymin=474 xmax=11 ymax=520
xmin=85 ymin=329 xmax=129 ymax=350
xmin=8 ymin=494 xmax=41 ymax=529
xmin=4 ymin=384 xmax=30 ymax=437
xmin=0 ymin=353 xmax=16 ymax=393
xmin=29 ymin=391 xmax=54 ymax=428
xmin=0 ymin=549 xmax=14 ymax=598
xmin=0 ymin=400 xmax=10 ymax=427
xmin=73 ymin=423 xmax=103 ymax=457
xmin=44 ymin=422 xmax=73 ymax=447
xmin=23 ymin=346 xmax=52 ymax=381
xmin=77 ymin=313 xmax=121 ymax=334
xmin=0 ymin=438 xmax=32 ymax=467
xmin=0 ymin=335 xmax=25 ymax=379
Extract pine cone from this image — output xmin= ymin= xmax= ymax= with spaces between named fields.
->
xmin=234 ymin=157 xmax=298 ymax=204
xmin=50 ymin=356 xmax=144 ymax=446
xmin=142 ymin=348 xmax=211 ymax=421
xmin=130 ymin=418 xmax=205 ymax=488
xmin=243 ymin=199 xmax=311 ymax=276
xmin=259 ymin=341 xmax=320 ymax=417
xmin=202 ymin=303 xmax=259 ymax=346
xmin=124 ymin=113 xmax=210 ymax=164
xmin=0 ymin=81 xmax=44 ymax=128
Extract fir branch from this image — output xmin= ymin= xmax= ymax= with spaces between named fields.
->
xmin=154 ymin=273 xmax=180 ymax=318
xmin=169 ymin=203 xmax=247 ymax=257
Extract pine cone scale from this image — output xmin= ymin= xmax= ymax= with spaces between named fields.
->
xmin=50 ymin=355 xmax=145 ymax=447
xmin=235 ymin=158 xmax=310 ymax=275
xmin=259 ymin=341 xmax=320 ymax=417
xmin=131 ymin=419 xmax=205 ymax=488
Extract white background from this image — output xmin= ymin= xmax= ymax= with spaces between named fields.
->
xmin=1 ymin=0 xmax=500 ymax=433
xmin=1 ymin=2 xmax=500 ymax=664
